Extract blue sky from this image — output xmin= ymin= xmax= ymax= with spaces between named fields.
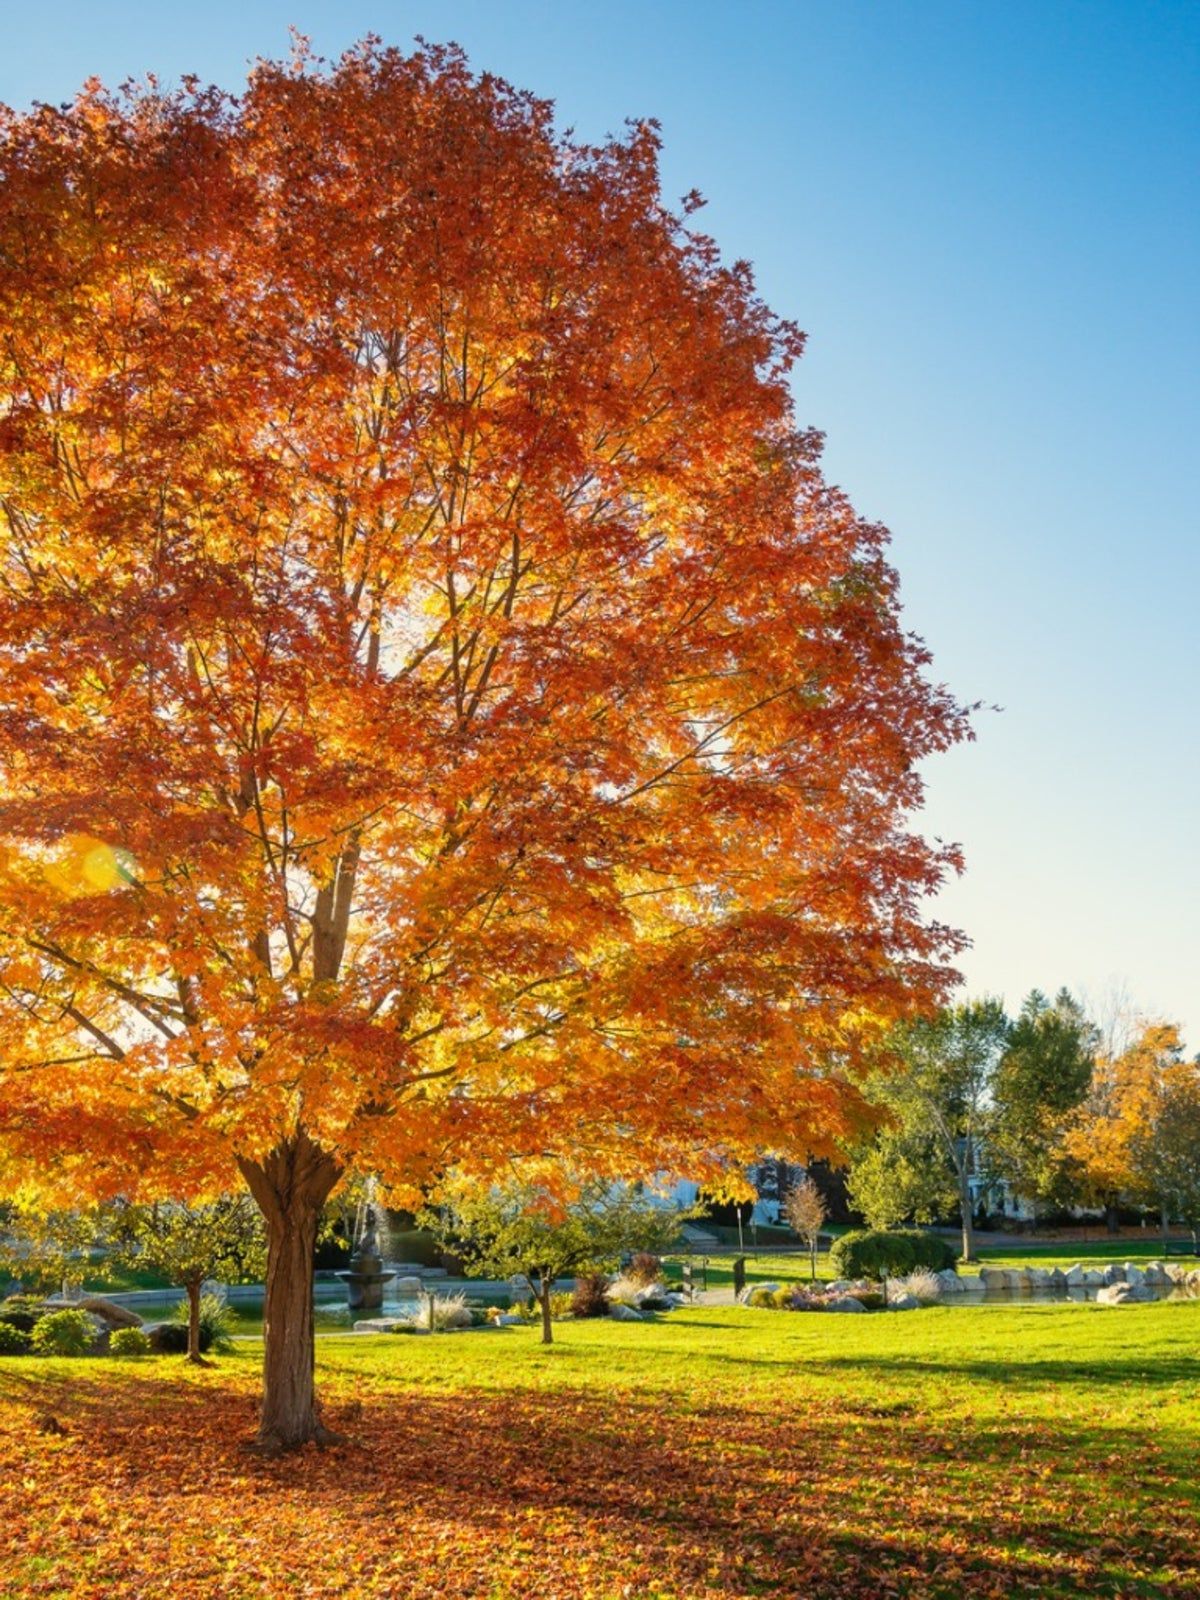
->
xmin=4 ymin=1 xmax=1197 ymax=1047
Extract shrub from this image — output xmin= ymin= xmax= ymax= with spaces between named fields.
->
xmin=0 ymin=1320 xmax=31 ymax=1354
xmin=109 ymin=1327 xmax=152 ymax=1358
xmin=170 ymin=1291 xmax=237 ymax=1353
xmin=31 ymin=1309 xmax=95 ymax=1357
xmin=908 ymin=1232 xmax=957 ymax=1273
xmin=0 ymin=1295 xmax=48 ymax=1333
xmin=830 ymin=1230 xmax=915 ymax=1280
xmin=747 ymin=1287 xmax=774 ymax=1308
xmin=152 ymin=1322 xmax=209 ymax=1354
xmin=627 ymin=1252 xmax=662 ymax=1286
xmin=570 ymin=1274 xmax=610 ymax=1318
xmin=771 ymin=1286 xmax=796 ymax=1309
xmin=830 ymin=1229 xmax=957 ymax=1281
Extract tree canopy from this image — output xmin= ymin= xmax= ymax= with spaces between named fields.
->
xmin=0 ymin=40 xmax=967 ymax=1445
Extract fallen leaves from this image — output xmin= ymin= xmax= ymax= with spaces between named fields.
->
xmin=0 ymin=1349 xmax=1196 ymax=1600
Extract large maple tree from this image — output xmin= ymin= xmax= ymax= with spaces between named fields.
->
xmin=0 ymin=41 xmax=968 ymax=1448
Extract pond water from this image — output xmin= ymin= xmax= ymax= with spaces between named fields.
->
xmin=943 ymin=1281 xmax=1196 ymax=1305
xmin=224 ymin=1283 xmax=516 ymax=1336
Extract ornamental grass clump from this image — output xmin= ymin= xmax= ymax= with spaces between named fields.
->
xmin=411 ymin=1293 xmax=473 ymax=1332
xmin=570 ymin=1274 xmax=610 ymax=1318
xmin=897 ymin=1268 xmax=944 ymax=1305
xmin=627 ymin=1253 xmax=663 ymax=1287
xmin=167 ymin=1290 xmax=237 ymax=1354
xmin=605 ymin=1276 xmax=646 ymax=1307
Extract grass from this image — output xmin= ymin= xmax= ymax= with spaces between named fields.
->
xmin=1 ymin=1298 xmax=1197 ymax=1597
xmin=670 ymin=1236 xmax=1199 ymax=1290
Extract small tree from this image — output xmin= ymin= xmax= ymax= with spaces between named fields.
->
xmin=854 ymin=999 xmax=1010 ymax=1262
xmin=846 ymin=1126 xmax=958 ymax=1233
xmin=0 ymin=1204 xmax=105 ymax=1296
xmin=783 ymin=1175 xmax=827 ymax=1281
xmin=426 ymin=1181 xmax=690 ymax=1344
xmin=112 ymin=1199 xmax=266 ymax=1364
xmin=990 ymin=989 xmax=1095 ymax=1213
xmin=1127 ymin=1046 xmax=1200 ymax=1243
xmin=1066 ymin=1022 xmax=1181 ymax=1233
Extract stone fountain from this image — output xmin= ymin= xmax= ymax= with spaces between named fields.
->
xmin=337 ymin=1202 xmax=394 ymax=1312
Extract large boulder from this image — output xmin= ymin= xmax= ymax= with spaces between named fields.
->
xmin=738 ymin=1283 xmax=780 ymax=1304
xmin=635 ymin=1283 xmax=673 ymax=1310
xmin=825 ymin=1295 xmax=867 ymax=1313
xmin=1064 ymin=1264 xmax=1085 ymax=1286
xmin=1096 ymin=1282 xmax=1155 ymax=1306
xmin=887 ymin=1293 xmax=920 ymax=1311
xmin=393 ymin=1275 xmax=423 ymax=1297
xmin=978 ymin=1266 xmax=1004 ymax=1289
xmin=1027 ymin=1268 xmax=1051 ymax=1289
xmin=1103 ymin=1264 xmax=1126 ymax=1285
xmin=1123 ymin=1263 xmax=1145 ymax=1287
xmin=77 ymin=1296 xmax=143 ymax=1330
xmin=608 ymin=1302 xmax=644 ymax=1321
xmin=1050 ymin=1268 xmax=1068 ymax=1289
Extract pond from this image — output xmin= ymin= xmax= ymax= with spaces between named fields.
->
xmin=947 ymin=1280 xmax=1196 ymax=1304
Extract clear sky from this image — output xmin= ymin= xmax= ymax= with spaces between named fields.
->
xmin=4 ymin=1 xmax=1197 ymax=1047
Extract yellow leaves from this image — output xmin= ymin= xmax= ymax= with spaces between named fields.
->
xmin=42 ymin=834 xmax=137 ymax=898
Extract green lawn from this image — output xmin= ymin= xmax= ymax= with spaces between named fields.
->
xmin=2 ymin=1296 xmax=1197 ymax=1596
xmin=667 ymin=1236 xmax=1199 ymax=1291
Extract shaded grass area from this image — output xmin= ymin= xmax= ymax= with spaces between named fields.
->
xmin=1 ymin=1300 xmax=1198 ymax=1597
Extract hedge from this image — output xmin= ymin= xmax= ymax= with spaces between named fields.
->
xmin=829 ymin=1229 xmax=957 ymax=1280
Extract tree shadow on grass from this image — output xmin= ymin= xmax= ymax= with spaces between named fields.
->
xmin=2 ymin=1367 xmax=1197 ymax=1598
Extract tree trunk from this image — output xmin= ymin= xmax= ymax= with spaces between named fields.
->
xmin=538 ymin=1278 xmax=554 ymax=1345
xmin=959 ymin=1173 xmax=975 ymax=1264
xmin=185 ymin=1278 xmax=203 ymax=1365
xmin=1105 ymin=1197 xmax=1120 ymax=1235
xmin=238 ymin=1130 xmax=342 ymax=1453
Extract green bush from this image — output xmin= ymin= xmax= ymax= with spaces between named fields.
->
xmin=908 ymin=1232 xmax=957 ymax=1272
xmin=0 ymin=1295 xmax=48 ymax=1333
xmin=771 ymin=1286 xmax=796 ymax=1309
xmin=0 ymin=1320 xmax=31 ymax=1354
xmin=747 ymin=1286 xmax=775 ymax=1307
xmin=830 ymin=1230 xmax=956 ymax=1280
xmin=30 ymin=1309 xmax=94 ymax=1357
xmin=109 ymin=1327 xmax=152 ymax=1358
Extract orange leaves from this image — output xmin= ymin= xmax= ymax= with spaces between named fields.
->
xmin=0 ymin=38 xmax=968 ymax=1216
xmin=1 ymin=1346 xmax=1197 ymax=1599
